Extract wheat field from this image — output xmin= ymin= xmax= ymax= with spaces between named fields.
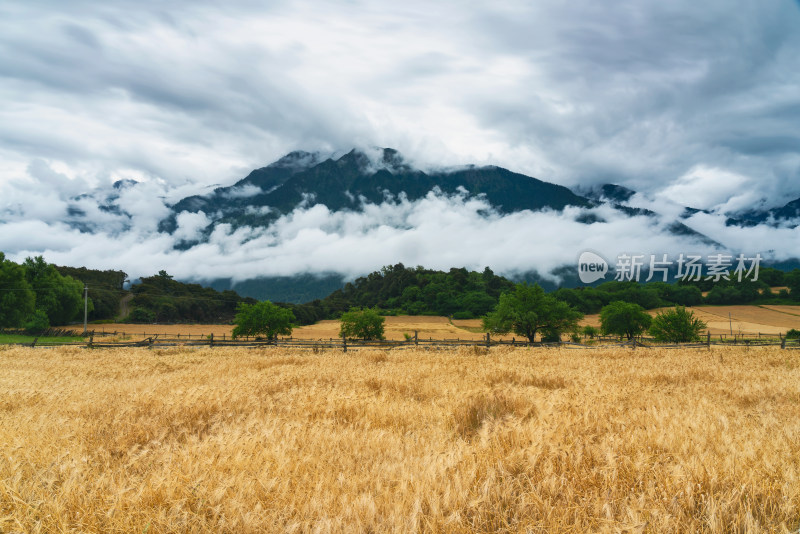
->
xmin=1 ymin=344 xmax=798 ymax=533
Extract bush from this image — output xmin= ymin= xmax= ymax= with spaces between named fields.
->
xmin=452 ymin=311 xmax=474 ymax=320
xmin=786 ymin=329 xmax=800 ymax=340
xmin=649 ymin=306 xmax=707 ymax=342
xmin=339 ymin=307 xmax=385 ymax=340
xmin=581 ymin=325 xmax=599 ymax=339
xmin=24 ymin=310 xmax=50 ymax=334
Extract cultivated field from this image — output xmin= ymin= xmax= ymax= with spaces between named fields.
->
xmin=91 ymin=304 xmax=800 ymax=343
xmin=578 ymin=305 xmax=800 ymax=336
xmin=94 ymin=316 xmax=513 ymax=341
xmin=1 ymin=345 xmax=798 ymax=532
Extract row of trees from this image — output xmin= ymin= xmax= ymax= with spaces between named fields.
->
xmin=231 ymin=282 xmax=705 ymax=344
xmin=482 ymin=283 xmax=707 ymax=343
xmin=0 ymin=254 xmax=88 ymax=331
xmin=24 ymin=261 xmax=797 ymax=328
xmin=286 ymin=265 xmax=800 ymax=326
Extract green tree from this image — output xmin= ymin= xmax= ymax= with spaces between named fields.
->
xmin=600 ymin=301 xmax=652 ymax=340
xmin=24 ymin=256 xmax=86 ymax=326
xmin=232 ymin=301 xmax=295 ymax=340
xmin=0 ymin=253 xmax=35 ymax=327
xmin=482 ymin=283 xmax=582 ymax=343
xmin=649 ymin=306 xmax=707 ymax=342
xmin=339 ymin=307 xmax=385 ymax=340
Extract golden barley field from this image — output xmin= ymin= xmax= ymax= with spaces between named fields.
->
xmin=1 ymin=344 xmax=798 ymax=533
xmin=94 ymin=316 xmax=514 ymax=341
xmin=577 ymin=305 xmax=800 ymax=336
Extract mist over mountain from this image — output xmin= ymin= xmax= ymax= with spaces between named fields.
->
xmin=158 ymin=147 xmax=591 ymax=241
xmin=4 ymin=146 xmax=799 ymax=302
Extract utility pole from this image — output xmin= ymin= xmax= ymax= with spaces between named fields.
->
xmin=83 ymin=285 xmax=88 ymax=335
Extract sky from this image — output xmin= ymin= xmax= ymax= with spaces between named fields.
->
xmin=1 ymin=1 xmax=799 ymax=282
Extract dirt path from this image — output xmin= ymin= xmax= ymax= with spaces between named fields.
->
xmin=117 ymin=294 xmax=133 ymax=321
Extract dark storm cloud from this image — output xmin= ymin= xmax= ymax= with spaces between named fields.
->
xmin=452 ymin=1 xmax=800 ymax=204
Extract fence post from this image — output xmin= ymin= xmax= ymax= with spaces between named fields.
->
xmin=342 ymin=335 xmax=347 ymax=353
xmin=31 ymin=337 xmax=38 ymax=348
xmin=89 ymin=335 xmax=94 ymax=349
xmin=707 ymin=332 xmax=711 ymax=350
xmin=485 ymin=332 xmax=491 ymax=348
xmin=148 ymin=337 xmax=154 ymax=349
xmin=414 ymin=330 xmax=418 ymax=346
xmin=781 ymin=333 xmax=786 ymax=349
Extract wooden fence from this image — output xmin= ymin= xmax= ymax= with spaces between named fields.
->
xmin=10 ymin=331 xmax=800 ymax=351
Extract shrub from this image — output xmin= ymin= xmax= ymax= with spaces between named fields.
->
xmin=581 ymin=325 xmax=599 ymax=339
xmin=24 ymin=310 xmax=50 ymax=334
xmin=649 ymin=306 xmax=707 ymax=342
xmin=786 ymin=329 xmax=800 ymax=340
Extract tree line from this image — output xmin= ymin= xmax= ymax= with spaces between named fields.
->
xmin=3 ymin=253 xmax=800 ymax=331
xmin=0 ymin=254 xmax=88 ymax=331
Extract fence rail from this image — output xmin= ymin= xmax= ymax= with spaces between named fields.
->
xmin=6 ymin=331 xmax=800 ymax=351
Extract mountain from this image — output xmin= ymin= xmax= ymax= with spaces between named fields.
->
xmin=159 ymin=148 xmax=592 ymax=235
xmin=725 ymin=197 xmax=800 ymax=228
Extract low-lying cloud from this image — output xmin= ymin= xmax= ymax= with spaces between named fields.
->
xmin=2 ymin=177 xmax=796 ymax=287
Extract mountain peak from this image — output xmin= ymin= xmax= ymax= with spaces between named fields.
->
xmin=267 ymin=150 xmax=330 ymax=172
xmin=598 ymin=183 xmax=636 ymax=203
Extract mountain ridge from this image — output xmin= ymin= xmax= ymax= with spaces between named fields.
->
xmin=159 ymin=147 xmax=593 ymax=235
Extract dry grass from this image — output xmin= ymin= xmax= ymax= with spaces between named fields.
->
xmin=94 ymin=316 xmax=507 ymax=341
xmin=1 ymin=344 xmax=799 ymax=533
xmin=579 ymin=305 xmax=800 ymax=336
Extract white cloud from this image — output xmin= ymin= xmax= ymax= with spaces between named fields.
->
xmin=657 ymin=166 xmax=763 ymax=213
xmin=221 ymin=184 xmax=263 ymax=199
xmin=0 ymin=189 xmax=751 ymax=285
xmin=173 ymin=211 xmax=211 ymax=242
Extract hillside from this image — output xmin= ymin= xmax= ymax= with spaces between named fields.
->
xmin=158 ymin=148 xmax=592 ymax=236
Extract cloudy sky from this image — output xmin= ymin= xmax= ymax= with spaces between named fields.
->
xmin=1 ymin=1 xmax=799 ymax=282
